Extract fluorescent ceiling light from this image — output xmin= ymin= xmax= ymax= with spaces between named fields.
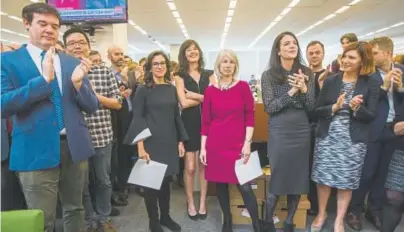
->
xmin=375 ymin=27 xmax=391 ymax=33
xmin=229 ymin=0 xmax=237 ymax=9
xmin=128 ymin=44 xmax=141 ymax=52
xmin=248 ymin=0 xmax=300 ymax=48
xmin=225 ymin=17 xmax=232 ymax=23
xmin=127 ymin=19 xmax=166 ymax=50
xmin=30 ymin=0 xmax=40 ymax=2
xmin=0 ymin=11 xmax=8 ymax=16
xmin=280 ymin=7 xmax=291 ymax=16
xmin=348 ymin=0 xmax=362 ymax=5
xmin=228 ymin=10 xmax=234 ymax=16
xmin=335 ymin=6 xmax=350 ymax=14
xmin=1 ymin=28 xmax=29 ymax=38
xmin=288 ymin=0 xmax=300 ymax=8
xmin=167 ymin=2 xmax=176 ymax=11
xmin=176 ymin=18 xmax=183 ymax=24
xmin=391 ymin=22 xmax=404 ymax=28
xmin=324 ymin=13 xmax=336 ymax=20
xmin=0 ymin=38 xmax=17 ymax=44
xmin=359 ymin=21 xmax=404 ymax=39
xmin=8 ymin=15 xmax=23 ymax=22
xmin=313 ymin=20 xmax=324 ymax=26
xmin=128 ymin=20 xmax=135 ymax=26
xmin=172 ymin=11 xmax=180 ymax=18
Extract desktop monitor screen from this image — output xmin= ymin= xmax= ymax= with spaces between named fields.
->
xmin=46 ymin=0 xmax=128 ymax=24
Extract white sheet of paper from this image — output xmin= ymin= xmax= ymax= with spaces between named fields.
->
xmin=127 ymin=159 xmax=167 ymax=190
xmin=235 ymin=151 xmax=263 ymax=185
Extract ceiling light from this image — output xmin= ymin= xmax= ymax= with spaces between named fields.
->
xmin=128 ymin=44 xmax=141 ymax=52
xmin=324 ymin=13 xmax=336 ymax=20
xmin=0 ymin=38 xmax=17 ymax=44
xmin=1 ymin=28 xmax=29 ymax=38
xmin=358 ymin=21 xmax=404 ymax=39
xmin=280 ymin=7 xmax=291 ymax=16
xmin=127 ymin=19 xmax=166 ymax=50
xmin=30 ymin=0 xmax=40 ymax=2
xmin=313 ymin=20 xmax=325 ymax=26
xmin=220 ymin=0 xmax=238 ymax=48
xmin=348 ymin=0 xmax=362 ymax=5
xmin=166 ymin=0 xmax=189 ymax=39
xmin=391 ymin=22 xmax=404 ymax=28
xmin=0 ymin=11 xmax=8 ymax=16
xmin=167 ymin=2 xmax=176 ymax=11
xmin=375 ymin=27 xmax=391 ymax=33
xmin=172 ymin=11 xmax=180 ymax=18
xmin=248 ymin=0 xmax=300 ymax=48
xmin=8 ymin=15 xmax=23 ymax=22
xmin=288 ymin=0 xmax=300 ymax=8
xmin=229 ymin=0 xmax=237 ymax=9
xmin=335 ymin=6 xmax=350 ymax=14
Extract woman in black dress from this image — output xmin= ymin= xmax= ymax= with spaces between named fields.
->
xmin=382 ymin=100 xmax=404 ymax=232
xmin=174 ymin=40 xmax=215 ymax=219
xmin=261 ymin=31 xmax=315 ymax=232
xmin=124 ymin=51 xmax=188 ymax=232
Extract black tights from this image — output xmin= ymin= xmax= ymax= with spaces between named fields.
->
xmin=381 ymin=189 xmax=404 ymax=232
xmin=266 ymin=193 xmax=301 ymax=225
xmin=216 ymin=183 xmax=261 ymax=232
xmin=143 ymin=177 xmax=172 ymax=223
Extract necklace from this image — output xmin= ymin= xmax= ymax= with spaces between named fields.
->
xmin=218 ymin=78 xmax=234 ymax=91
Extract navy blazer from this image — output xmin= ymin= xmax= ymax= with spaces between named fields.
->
xmin=369 ymin=64 xmax=404 ymax=141
xmin=1 ymin=45 xmax=99 ymax=171
xmin=315 ymin=73 xmax=379 ymax=143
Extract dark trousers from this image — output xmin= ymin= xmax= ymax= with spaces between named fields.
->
xmin=110 ymin=139 xmax=119 ymax=192
xmin=116 ymin=143 xmax=136 ymax=193
xmin=350 ymin=126 xmax=397 ymax=216
xmin=1 ymin=160 xmax=26 ymax=211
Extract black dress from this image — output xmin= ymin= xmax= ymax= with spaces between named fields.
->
xmin=124 ymin=84 xmax=188 ymax=176
xmin=178 ymin=69 xmax=213 ymax=151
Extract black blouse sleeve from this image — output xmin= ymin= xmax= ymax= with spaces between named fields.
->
xmin=261 ymin=71 xmax=294 ymax=115
xmin=123 ymin=86 xmax=152 ymax=145
xmin=297 ymin=70 xmax=316 ymax=111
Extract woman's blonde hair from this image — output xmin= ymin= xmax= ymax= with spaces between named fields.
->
xmin=214 ymin=49 xmax=239 ymax=79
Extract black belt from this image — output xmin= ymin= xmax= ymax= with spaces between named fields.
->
xmin=60 ymin=134 xmax=67 ymax=141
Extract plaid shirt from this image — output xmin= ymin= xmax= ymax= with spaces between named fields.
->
xmin=84 ymin=66 xmax=122 ymax=148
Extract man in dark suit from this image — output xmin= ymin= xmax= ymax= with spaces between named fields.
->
xmin=347 ymin=36 xmax=404 ymax=231
xmin=1 ymin=3 xmax=98 ymax=232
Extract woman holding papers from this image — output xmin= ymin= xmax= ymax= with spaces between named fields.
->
xmin=200 ymin=49 xmax=262 ymax=232
xmin=261 ymin=31 xmax=315 ymax=232
xmin=124 ymin=51 xmax=188 ymax=232
xmin=311 ymin=42 xmax=378 ymax=232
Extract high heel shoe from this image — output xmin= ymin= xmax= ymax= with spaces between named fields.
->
xmin=309 ymin=215 xmax=328 ymax=232
xmin=186 ymin=203 xmax=198 ymax=221
xmin=198 ymin=212 xmax=207 ymax=220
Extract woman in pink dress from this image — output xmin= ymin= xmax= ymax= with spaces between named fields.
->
xmin=200 ymin=49 xmax=261 ymax=232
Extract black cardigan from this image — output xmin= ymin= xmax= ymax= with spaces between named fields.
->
xmin=315 ymin=73 xmax=380 ymax=143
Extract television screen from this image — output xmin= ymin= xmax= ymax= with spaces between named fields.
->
xmin=46 ymin=0 xmax=128 ymax=24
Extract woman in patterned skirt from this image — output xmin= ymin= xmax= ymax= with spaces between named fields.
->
xmin=382 ymin=100 xmax=404 ymax=232
xmin=311 ymin=42 xmax=379 ymax=232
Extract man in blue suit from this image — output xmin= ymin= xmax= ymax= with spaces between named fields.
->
xmin=1 ymin=3 xmax=98 ymax=232
xmin=347 ymin=36 xmax=404 ymax=231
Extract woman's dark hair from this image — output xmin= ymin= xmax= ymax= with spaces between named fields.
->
xmin=22 ymin=3 xmax=61 ymax=24
xmin=267 ymin=31 xmax=306 ymax=82
xmin=178 ymin=39 xmax=205 ymax=74
xmin=144 ymin=51 xmax=172 ymax=88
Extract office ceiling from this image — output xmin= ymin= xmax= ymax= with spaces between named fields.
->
xmin=1 ymin=0 xmax=404 ymax=57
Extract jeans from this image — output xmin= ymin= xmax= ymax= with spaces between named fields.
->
xmin=83 ymin=143 xmax=113 ymax=224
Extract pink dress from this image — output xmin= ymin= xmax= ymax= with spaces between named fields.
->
xmin=201 ymin=81 xmax=254 ymax=184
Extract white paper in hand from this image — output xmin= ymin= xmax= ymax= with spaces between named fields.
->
xmin=235 ymin=151 xmax=263 ymax=185
xmin=127 ymin=159 xmax=167 ymax=190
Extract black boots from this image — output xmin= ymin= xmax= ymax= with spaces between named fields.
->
xmin=144 ymin=191 xmax=163 ymax=232
xmin=222 ymin=218 xmax=233 ymax=232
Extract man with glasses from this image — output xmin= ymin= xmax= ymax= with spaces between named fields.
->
xmin=89 ymin=50 xmax=105 ymax=66
xmin=1 ymin=3 xmax=98 ymax=232
xmin=63 ymin=27 xmax=122 ymax=232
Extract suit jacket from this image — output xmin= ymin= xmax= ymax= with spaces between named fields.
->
xmin=394 ymin=100 xmax=404 ymax=151
xmin=1 ymin=45 xmax=99 ymax=171
xmin=369 ymin=64 xmax=404 ymax=141
xmin=1 ymin=119 xmax=9 ymax=162
xmin=315 ymin=73 xmax=379 ymax=143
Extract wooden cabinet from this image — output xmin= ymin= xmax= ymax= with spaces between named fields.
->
xmin=252 ymin=103 xmax=269 ymax=142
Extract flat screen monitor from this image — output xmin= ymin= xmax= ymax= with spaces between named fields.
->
xmin=46 ymin=0 xmax=128 ymax=24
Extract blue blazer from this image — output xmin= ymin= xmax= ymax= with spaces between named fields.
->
xmin=1 ymin=45 xmax=99 ymax=171
xmin=369 ymin=64 xmax=404 ymax=141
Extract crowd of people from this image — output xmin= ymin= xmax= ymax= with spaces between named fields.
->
xmin=1 ymin=2 xmax=404 ymax=232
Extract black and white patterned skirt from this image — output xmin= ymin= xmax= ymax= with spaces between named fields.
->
xmin=312 ymin=114 xmax=367 ymax=190
xmin=385 ymin=150 xmax=404 ymax=192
